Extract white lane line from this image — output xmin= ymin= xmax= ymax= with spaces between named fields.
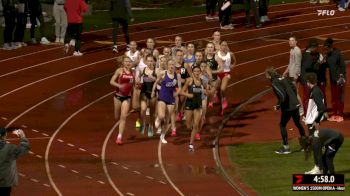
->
xmin=101 ymin=121 xmax=124 ymax=196
xmin=36 ymin=155 xmax=43 ymax=159
xmin=110 ymin=162 xmax=119 ymax=166
xmin=85 ymin=175 xmax=93 ymax=179
xmin=158 ymin=140 xmax=185 ymax=196
xmin=32 ymin=129 xmax=39 ymax=133
xmin=0 ymin=46 xmax=62 ymax=63
xmin=146 ymin=176 xmax=154 ymax=180
xmin=79 ymin=148 xmax=87 ymax=152
xmin=45 ymin=92 xmax=114 ymax=196
xmin=57 ymin=139 xmax=64 ymax=143
xmin=91 ymin=153 xmax=99 ymax=158
xmin=18 ymin=173 xmax=26 ymax=177
xmin=42 ymin=133 xmax=49 ymax=137
xmin=71 ymin=170 xmax=79 ymax=174
xmin=67 ymin=143 xmax=75 ymax=147
xmin=4 ymin=73 xmax=112 ymax=129
xmin=126 ymin=193 xmax=135 ymax=196
xmin=5 ymin=136 xmax=50 ymax=141
xmin=31 ymin=178 xmax=39 ymax=183
xmin=133 ymin=171 xmax=141 ymax=175
xmin=21 ymin=125 xmax=27 ymax=128
xmin=43 ymin=183 xmax=51 ymax=187
xmin=1 ymin=117 xmax=7 ymax=120
xmin=98 ymin=180 xmax=105 ymax=185
xmin=28 ymin=151 xmax=34 ymax=155
xmin=159 ymin=180 xmax=167 ymax=185
xmin=58 ymin=164 xmax=66 ymax=169
xmin=0 ymin=58 xmax=115 ymax=99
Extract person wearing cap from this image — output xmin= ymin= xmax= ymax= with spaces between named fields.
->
xmin=323 ymin=38 xmax=346 ymax=122
xmin=0 ymin=128 xmax=30 ymax=196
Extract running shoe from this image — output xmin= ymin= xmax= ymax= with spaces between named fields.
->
xmin=189 ymin=144 xmax=194 ymax=152
xmin=208 ymin=102 xmax=214 ymax=108
xmin=115 ymin=137 xmax=123 ymax=145
xmin=195 ymin=133 xmax=201 ymax=141
xmin=335 ymin=116 xmax=344 ymax=122
xmin=160 ymin=133 xmax=167 ymax=144
xmin=2 ymin=43 xmax=13 ymax=50
xmin=40 ymin=37 xmax=50 ymax=45
xmin=113 ymin=45 xmax=118 ymax=53
xmin=176 ymin=113 xmax=183 ymax=121
xmin=171 ymin=128 xmax=177 ymax=137
xmin=327 ymin=115 xmax=337 ymax=122
xmin=64 ymin=44 xmax=69 ymax=54
xmin=275 ymin=147 xmax=291 ymax=154
xmin=55 ymin=37 xmax=60 ymax=43
xmin=305 ymin=165 xmax=321 ymax=174
xmin=73 ymin=51 xmax=83 ymax=56
xmin=135 ymin=119 xmax=141 ymax=128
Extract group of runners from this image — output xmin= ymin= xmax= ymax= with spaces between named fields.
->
xmin=110 ymin=31 xmax=236 ymax=151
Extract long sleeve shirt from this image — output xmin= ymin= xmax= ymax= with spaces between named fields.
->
xmin=110 ymin=0 xmax=132 ymax=20
xmin=271 ymin=77 xmax=299 ymax=111
xmin=326 ymin=48 xmax=346 ymax=83
xmin=0 ymin=138 xmax=30 ymax=187
xmin=305 ymin=85 xmax=325 ymax=124
xmin=64 ymin=0 xmax=88 ymax=24
xmin=287 ymin=46 xmax=302 ymax=79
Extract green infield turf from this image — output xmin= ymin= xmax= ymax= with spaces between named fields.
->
xmin=227 ymin=139 xmax=350 ymax=195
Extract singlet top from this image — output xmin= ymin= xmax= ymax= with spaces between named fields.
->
xmin=205 ymin=55 xmax=218 ymax=80
xmin=115 ymin=70 xmax=134 ymax=97
xmin=126 ymin=50 xmax=140 ymax=64
xmin=140 ymin=67 xmax=157 ymax=94
xmin=176 ymin=62 xmax=190 ymax=80
xmin=158 ymin=71 xmax=177 ymax=104
xmin=135 ymin=58 xmax=147 ymax=79
xmin=184 ymin=54 xmax=196 ymax=65
xmin=187 ymin=80 xmax=204 ymax=106
xmin=217 ymin=51 xmax=231 ymax=72
xmin=200 ymin=73 xmax=209 ymax=100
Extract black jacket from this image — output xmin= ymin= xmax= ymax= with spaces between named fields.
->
xmin=271 ymin=77 xmax=299 ymax=111
xmin=326 ymin=48 xmax=346 ymax=83
xmin=309 ymin=85 xmax=325 ymax=123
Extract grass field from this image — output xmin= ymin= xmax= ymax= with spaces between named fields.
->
xmin=227 ymin=139 xmax=350 ymax=195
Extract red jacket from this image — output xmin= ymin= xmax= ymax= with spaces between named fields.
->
xmin=64 ymin=0 xmax=88 ymax=24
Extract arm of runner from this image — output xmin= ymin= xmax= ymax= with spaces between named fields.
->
xmin=230 ymin=52 xmax=237 ymax=68
xmin=110 ymin=69 xmax=122 ymax=89
xmin=180 ymin=78 xmax=193 ymax=98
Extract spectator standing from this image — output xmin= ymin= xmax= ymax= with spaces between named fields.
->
xmin=110 ymin=0 xmax=133 ymax=53
xmin=64 ymin=0 xmax=88 ymax=56
xmin=0 ymin=128 xmax=30 ymax=196
xmin=28 ymin=0 xmax=50 ymax=44
xmin=53 ymin=0 xmax=67 ymax=44
xmin=2 ymin=0 xmax=17 ymax=49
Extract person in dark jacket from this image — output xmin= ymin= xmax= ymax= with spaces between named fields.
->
xmin=323 ymin=38 xmax=346 ymax=122
xmin=300 ymin=39 xmax=319 ymax=113
xmin=0 ymin=128 xmax=30 ymax=196
xmin=265 ymin=66 xmax=306 ymax=154
xmin=301 ymin=128 xmax=344 ymax=174
xmin=110 ymin=0 xmax=133 ymax=53
xmin=28 ymin=0 xmax=50 ymax=44
xmin=13 ymin=0 xmax=28 ymax=48
xmin=2 ymin=0 xmax=17 ymax=50
xmin=304 ymin=73 xmax=326 ymax=135
xmin=245 ymin=0 xmax=261 ymax=28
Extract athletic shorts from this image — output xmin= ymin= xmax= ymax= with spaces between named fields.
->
xmin=114 ymin=94 xmax=131 ymax=102
xmin=218 ymin=72 xmax=231 ymax=80
xmin=185 ymin=100 xmax=201 ymax=110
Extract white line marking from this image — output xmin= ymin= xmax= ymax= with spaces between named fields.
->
xmin=32 ymin=129 xmax=39 ymax=133
xmin=29 ymin=151 xmax=34 ymax=155
xmin=0 ymin=58 xmax=115 ymax=98
xmin=43 ymin=183 xmax=51 ymax=187
xmin=67 ymin=143 xmax=75 ymax=147
xmin=42 ymin=133 xmax=49 ymax=137
xmin=126 ymin=193 xmax=134 ymax=196
xmin=21 ymin=125 xmax=27 ymax=128
xmin=133 ymin=171 xmax=141 ymax=175
xmin=91 ymin=153 xmax=99 ymax=158
xmin=110 ymin=162 xmax=119 ymax=166
xmin=122 ymin=166 xmax=129 ymax=170
xmin=158 ymin=140 xmax=185 ymax=196
xmin=45 ymin=92 xmax=114 ymax=196
xmin=36 ymin=155 xmax=43 ymax=159
xmin=4 ymin=73 xmax=112 ymax=130
xmin=85 ymin=176 xmax=93 ymax=179
xmin=18 ymin=173 xmax=26 ymax=177
xmin=146 ymin=176 xmax=154 ymax=180
xmin=58 ymin=164 xmax=66 ymax=169
xmin=79 ymin=148 xmax=86 ymax=152
xmin=0 ymin=46 xmax=62 ymax=63
xmin=159 ymin=180 xmax=167 ymax=185
xmin=57 ymin=139 xmax=64 ymax=143
xmin=71 ymin=170 xmax=79 ymax=174
xmin=31 ymin=178 xmax=39 ymax=183
xmin=1 ymin=117 xmax=7 ymax=120
xmin=98 ymin=181 xmax=105 ymax=185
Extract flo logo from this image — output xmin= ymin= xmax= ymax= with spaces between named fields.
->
xmin=317 ymin=10 xmax=335 ymax=16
